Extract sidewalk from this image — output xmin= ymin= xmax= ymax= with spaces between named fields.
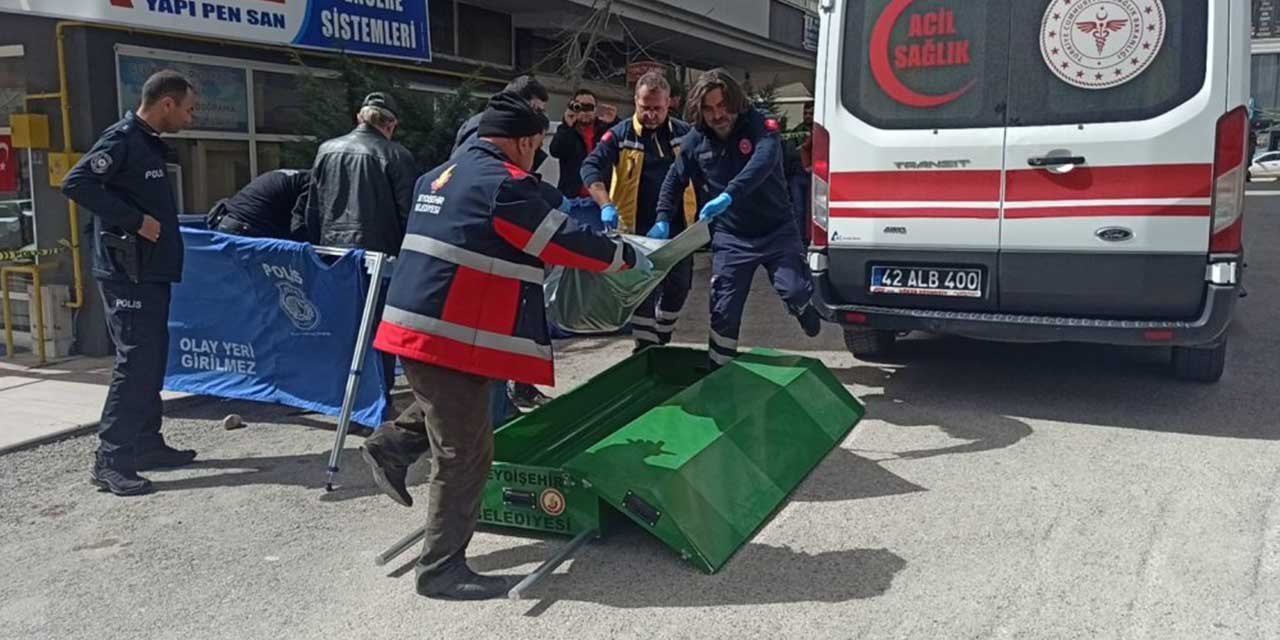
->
xmin=0 ymin=354 xmax=188 ymax=453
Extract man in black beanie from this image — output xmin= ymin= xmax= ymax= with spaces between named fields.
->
xmin=453 ymin=77 xmax=565 ymax=413
xmin=363 ymin=92 xmax=645 ymax=600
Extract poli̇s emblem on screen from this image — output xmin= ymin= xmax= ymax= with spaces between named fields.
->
xmin=276 ymin=281 xmax=322 ymax=332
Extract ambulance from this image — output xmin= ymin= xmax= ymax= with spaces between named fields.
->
xmin=807 ymin=0 xmax=1249 ymax=382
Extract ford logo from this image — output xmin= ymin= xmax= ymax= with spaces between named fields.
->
xmin=1095 ymin=227 xmax=1134 ymax=242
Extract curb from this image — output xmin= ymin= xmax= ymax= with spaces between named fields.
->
xmin=0 ymin=394 xmax=215 ymax=456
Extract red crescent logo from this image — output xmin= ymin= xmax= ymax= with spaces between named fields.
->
xmin=869 ymin=0 xmax=974 ymax=109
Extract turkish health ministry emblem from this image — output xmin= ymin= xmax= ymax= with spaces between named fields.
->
xmin=1040 ymin=0 xmax=1166 ymax=90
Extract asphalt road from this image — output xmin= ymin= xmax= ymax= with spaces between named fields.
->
xmin=2 ymin=197 xmax=1279 ymax=639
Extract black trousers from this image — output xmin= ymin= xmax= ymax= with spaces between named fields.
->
xmin=631 ymin=256 xmax=694 ymax=349
xmin=708 ymin=223 xmax=814 ymax=367
xmin=96 ymin=279 xmax=172 ymax=470
xmin=214 ymin=216 xmax=271 ymax=239
xmin=373 ymin=279 xmax=397 ymax=407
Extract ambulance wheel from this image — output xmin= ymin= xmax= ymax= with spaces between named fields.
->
xmin=843 ymin=328 xmax=896 ymax=358
xmin=1172 ymin=337 xmax=1227 ymax=383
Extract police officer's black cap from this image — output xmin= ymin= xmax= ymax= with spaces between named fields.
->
xmin=362 ymin=92 xmax=399 ymax=120
xmin=478 ymin=91 xmax=549 ymax=139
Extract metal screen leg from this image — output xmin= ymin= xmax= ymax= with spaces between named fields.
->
xmin=508 ymin=529 xmax=596 ymax=600
xmin=1 ymin=270 xmax=12 ymax=359
xmin=375 ymin=525 xmax=427 ymax=566
xmin=325 ymin=252 xmax=387 ymax=492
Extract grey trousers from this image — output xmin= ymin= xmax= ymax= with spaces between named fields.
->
xmin=378 ymin=360 xmax=495 ymax=580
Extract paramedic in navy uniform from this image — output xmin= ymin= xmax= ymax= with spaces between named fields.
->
xmin=654 ymin=69 xmax=822 ymax=367
xmin=62 ymin=70 xmax=198 ymax=497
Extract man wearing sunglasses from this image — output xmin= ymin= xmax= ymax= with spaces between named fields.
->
xmin=549 ymin=89 xmax=617 ymax=199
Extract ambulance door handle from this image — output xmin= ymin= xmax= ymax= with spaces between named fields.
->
xmin=1028 ymin=155 xmax=1086 ymax=173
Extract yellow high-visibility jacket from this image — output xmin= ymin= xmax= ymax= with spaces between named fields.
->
xmin=581 ymin=115 xmax=698 ymax=234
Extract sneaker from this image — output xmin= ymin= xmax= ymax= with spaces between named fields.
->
xmin=416 ymin=562 xmax=514 ymax=601
xmin=90 ymin=463 xmax=154 ymax=496
xmin=508 ymin=382 xmax=552 ymax=411
xmin=797 ymin=304 xmax=822 ymax=338
xmin=135 ymin=445 xmax=198 ymax=470
xmin=362 ymin=446 xmax=413 ymax=507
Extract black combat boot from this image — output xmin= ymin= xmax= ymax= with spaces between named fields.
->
xmin=362 ymin=424 xmax=429 ymax=507
xmin=90 ymin=454 xmax=153 ymax=496
xmin=416 ymin=561 xmax=514 ymax=601
xmin=135 ymin=444 xmax=198 ymax=470
xmin=797 ymin=304 xmax=822 ymax=338
xmin=361 ymin=445 xmax=413 ymax=507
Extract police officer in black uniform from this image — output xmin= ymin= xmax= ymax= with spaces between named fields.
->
xmin=62 ymin=70 xmax=198 ymax=496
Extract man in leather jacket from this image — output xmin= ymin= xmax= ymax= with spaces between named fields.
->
xmin=295 ymin=92 xmax=417 ymax=406
xmin=294 ymin=92 xmax=417 ymax=254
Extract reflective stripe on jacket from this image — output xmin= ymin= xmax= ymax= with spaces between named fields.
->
xmin=373 ymin=140 xmax=636 ymax=385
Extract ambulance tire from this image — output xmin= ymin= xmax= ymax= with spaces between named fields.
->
xmin=1171 ymin=337 xmax=1227 ymax=383
xmin=843 ymin=328 xmax=896 ymax=359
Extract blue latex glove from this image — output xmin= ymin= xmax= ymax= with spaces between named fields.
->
xmin=699 ymin=193 xmax=732 ymax=220
xmin=558 ymin=196 xmax=573 ymax=213
xmin=600 ymin=203 xmax=619 ymax=230
xmin=647 ymin=220 xmax=670 ymax=239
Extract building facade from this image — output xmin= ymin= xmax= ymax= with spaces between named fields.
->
xmin=0 ymin=0 xmax=817 ymax=356
xmin=1255 ymin=0 xmax=1280 ymax=148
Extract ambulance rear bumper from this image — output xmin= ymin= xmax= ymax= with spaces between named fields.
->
xmin=810 ymin=256 xmax=1239 ymax=347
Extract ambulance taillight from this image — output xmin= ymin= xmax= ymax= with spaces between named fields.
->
xmin=811 ymin=123 xmax=831 ymax=248
xmin=1210 ymin=107 xmax=1247 ymax=254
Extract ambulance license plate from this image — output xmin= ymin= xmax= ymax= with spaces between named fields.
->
xmin=870 ymin=266 xmax=983 ymax=298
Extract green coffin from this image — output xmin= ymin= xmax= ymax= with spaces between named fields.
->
xmin=561 ymin=349 xmax=865 ymax=574
xmin=481 ymin=348 xmax=709 ymax=537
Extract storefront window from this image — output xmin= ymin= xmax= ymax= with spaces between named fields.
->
xmin=458 ymin=4 xmax=512 ymax=66
xmin=430 ymin=0 xmax=456 ymax=57
xmin=0 ymin=48 xmax=31 ymax=250
xmin=203 ymin=140 xmax=251 ymax=206
xmin=0 ymin=53 xmax=23 ymax=125
xmin=255 ymin=141 xmax=311 ymax=174
xmin=1253 ymin=53 xmax=1280 ymax=111
xmin=254 ymin=70 xmax=307 ymax=136
xmin=257 ymin=142 xmax=283 ymax=175
xmin=118 ymin=54 xmax=249 ymax=133
xmin=167 ymin=139 xmax=250 ymax=213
